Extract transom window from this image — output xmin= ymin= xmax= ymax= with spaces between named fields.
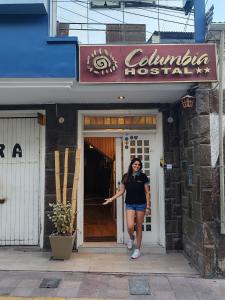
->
xmin=84 ymin=116 xmax=156 ymax=130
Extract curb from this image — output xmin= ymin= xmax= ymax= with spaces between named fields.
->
xmin=0 ymin=296 xmax=125 ymax=300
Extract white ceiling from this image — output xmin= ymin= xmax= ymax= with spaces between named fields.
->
xmin=0 ymin=79 xmax=192 ymax=105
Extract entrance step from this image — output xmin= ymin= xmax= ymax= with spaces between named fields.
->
xmin=78 ymin=242 xmax=126 ymax=254
xmin=78 ymin=242 xmax=166 ymax=254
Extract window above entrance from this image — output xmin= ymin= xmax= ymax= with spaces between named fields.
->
xmin=84 ymin=116 xmax=156 ymax=130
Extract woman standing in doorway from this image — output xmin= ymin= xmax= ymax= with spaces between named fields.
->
xmin=103 ymin=157 xmax=150 ymax=259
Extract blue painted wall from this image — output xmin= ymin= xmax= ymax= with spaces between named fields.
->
xmin=0 ymin=13 xmax=77 ymax=78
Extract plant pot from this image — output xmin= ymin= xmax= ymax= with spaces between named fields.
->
xmin=49 ymin=232 xmax=76 ymax=260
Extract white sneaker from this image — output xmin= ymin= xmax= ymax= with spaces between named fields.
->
xmin=131 ymin=249 xmax=141 ymax=259
xmin=127 ymin=238 xmax=134 ymax=250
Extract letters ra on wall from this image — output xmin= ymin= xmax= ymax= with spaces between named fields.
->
xmin=79 ymin=44 xmax=217 ymax=84
xmin=0 ymin=144 xmax=22 ymax=158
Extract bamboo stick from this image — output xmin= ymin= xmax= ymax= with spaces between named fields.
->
xmin=63 ymin=148 xmax=69 ymax=205
xmin=70 ymin=149 xmax=81 ymax=233
xmin=54 ymin=150 xmax=61 ymax=203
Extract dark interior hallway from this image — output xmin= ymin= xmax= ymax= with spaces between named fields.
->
xmin=84 ymin=138 xmax=116 ymax=242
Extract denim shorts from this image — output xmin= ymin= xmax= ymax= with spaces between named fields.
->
xmin=126 ymin=203 xmax=147 ymax=211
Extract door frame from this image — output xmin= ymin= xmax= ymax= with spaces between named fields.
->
xmin=0 ymin=110 xmax=46 ymax=248
xmin=77 ymin=109 xmax=165 ymax=248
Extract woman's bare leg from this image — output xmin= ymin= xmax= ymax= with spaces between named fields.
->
xmin=135 ymin=211 xmax=145 ymax=249
xmin=126 ymin=210 xmax=135 ymax=240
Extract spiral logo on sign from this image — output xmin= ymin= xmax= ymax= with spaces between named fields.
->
xmin=87 ymin=48 xmax=118 ymax=75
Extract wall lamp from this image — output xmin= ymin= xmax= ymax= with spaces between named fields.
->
xmin=180 ymin=94 xmax=195 ymax=109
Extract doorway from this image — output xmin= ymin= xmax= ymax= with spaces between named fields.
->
xmin=77 ymin=110 xmax=165 ymax=249
xmin=84 ymin=137 xmax=116 ymax=242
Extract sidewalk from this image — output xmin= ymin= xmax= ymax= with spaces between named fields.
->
xmin=0 ymin=248 xmax=224 ymax=299
xmin=0 ymin=270 xmax=225 ymax=300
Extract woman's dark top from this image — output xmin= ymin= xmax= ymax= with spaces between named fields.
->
xmin=122 ymin=172 xmax=149 ymax=204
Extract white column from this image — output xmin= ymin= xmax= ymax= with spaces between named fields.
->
xmin=49 ymin=0 xmax=57 ymax=36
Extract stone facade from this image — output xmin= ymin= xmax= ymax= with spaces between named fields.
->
xmin=43 ymin=103 xmax=162 ymax=247
xmin=163 ymin=108 xmax=182 ymax=251
xmin=2 ymin=96 xmax=225 ymax=277
xmin=15 ymin=97 xmax=223 ymax=277
xmin=44 ymin=103 xmax=183 ymax=250
xmin=44 ymin=105 xmax=78 ymax=248
xmin=177 ymin=86 xmax=225 ymax=277
xmin=161 ymin=86 xmax=225 ymax=277
xmin=178 ymin=86 xmax=213 ymax=276
xmin=210 ymin=90 xmax=225 ymax=277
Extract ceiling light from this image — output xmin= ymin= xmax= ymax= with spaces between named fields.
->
xmin=117 ymin=96 xmax=125 ymax=100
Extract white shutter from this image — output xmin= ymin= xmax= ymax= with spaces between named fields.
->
xmin=0 ymin=117 xmax=40 ymax=245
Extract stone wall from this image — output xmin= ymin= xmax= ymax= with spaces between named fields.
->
xmin=210 ymin=90 xmax=225 ymax=277
xmin=162 ymin=86 xmax=225 ymax=277
xmin=44 ymin=104 xmax=78 ymax=248
xmin=163 ymin=108 xmax=182 ymax=250
xmin=179 ymin=86 xmax=225 ymax=277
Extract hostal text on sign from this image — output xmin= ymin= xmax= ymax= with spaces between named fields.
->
xmin=124 ymin=49 xmax=210 ymax=76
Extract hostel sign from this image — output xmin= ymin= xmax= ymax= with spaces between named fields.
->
xmin=79 ymin=44 xmax=217 ymax=83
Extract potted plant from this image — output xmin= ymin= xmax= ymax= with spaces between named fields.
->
xmin=48 ymin=148 xmax=80 ymax=260
xmin=48 ymin=202 xmax=76 ymax=260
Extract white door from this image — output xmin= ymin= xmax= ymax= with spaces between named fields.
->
xmin=116 ymin=133 xmax=159 ymax=245
xmin=0 ymin=117 xmax=41 ymax=245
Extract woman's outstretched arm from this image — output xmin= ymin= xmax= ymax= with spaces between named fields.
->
xmin=102 ymin=184 xmax=125 ymax=205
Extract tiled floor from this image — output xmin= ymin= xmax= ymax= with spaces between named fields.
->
xmin=0 ymin=248 xmax=198 ymax=276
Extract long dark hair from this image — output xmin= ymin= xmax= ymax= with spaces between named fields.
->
xmin=123 ymin=157 xmax=143 ymax=184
